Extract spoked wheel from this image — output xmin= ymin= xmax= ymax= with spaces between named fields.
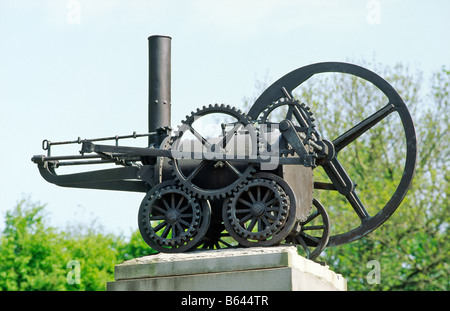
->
xmin=223 ymin=172 xmax=297 ymax=247
xmin=138 ymin=180 xmax=211 ymax=253
xmin=169 ymin=104 xmax=257 ymax=200
xmin=223 ymin=178 xmax=289 ymax=246
xmin=248 ymin=62 xmax=417 ymax=247
xmin=286 ymin=199 xmax=330 ymax=260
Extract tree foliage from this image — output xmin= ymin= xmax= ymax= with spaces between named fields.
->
xmin=0 ymin=200 xmax=66 ymax=290
xmin=0 ymin=199 xmax=153 ymax=291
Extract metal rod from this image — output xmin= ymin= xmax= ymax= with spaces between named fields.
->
xmin=81 ymin=141 xmax=308 ymax=165
xmin=333 ymin=103 xmax=395 ymax=153
xmin=55 ymin=160 xmax=114 ymax=167
xmin=42 ymin=154 xmax=102 ymax=161
xmin=148 ymin=35 xmax=172 ymax=147
xmin=42 ymin=132 xmax=155 ymax=149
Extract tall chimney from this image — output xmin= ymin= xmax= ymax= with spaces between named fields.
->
xmin=148 ymin=35 xmax=171 ymax=147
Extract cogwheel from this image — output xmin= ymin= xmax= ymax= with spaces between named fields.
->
xmin=223 ymin=178 xmax=290 ymax=246
xmin=169 ymin=104 xmax=258 ymax=200
xmin=138 ymin=182 xmax=202 ymax=252
xmin=258 ymin=97 xmax=319 ymax=157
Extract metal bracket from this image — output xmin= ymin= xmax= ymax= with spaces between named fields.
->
xmin=279 ymin=119 xmax=316 ymax=167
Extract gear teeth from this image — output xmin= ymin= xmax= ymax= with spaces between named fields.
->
xmin=225 ymin=178 xmax=289 ymax=244
xmin=257 ymin=97 xmax=318 ymax=158
xmin=139 ymin=184 xmax=201 ymax=250
xmin=168 ymin=104 xmax=256 ymax=200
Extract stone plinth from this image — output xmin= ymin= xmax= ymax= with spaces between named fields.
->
xmin=107 ymin=246 xmax=346 ymax=291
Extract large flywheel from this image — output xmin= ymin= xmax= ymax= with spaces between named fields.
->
xmin=248 ymin=62 xmax=417 ymax=247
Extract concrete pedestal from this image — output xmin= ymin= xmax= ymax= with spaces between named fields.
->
xmin=107 ymin=246 xmax=346 ymax=291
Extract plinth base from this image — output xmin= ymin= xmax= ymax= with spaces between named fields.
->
xmin=107 ymin=246 xmax=346 ymax=291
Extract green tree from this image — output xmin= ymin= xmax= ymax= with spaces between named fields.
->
xmin=0 ymin=199 xmax=67 ymax=290
xmin=117 ymin=229 xmax=157 ymax=262
xmin=60 ymin=223 xmax=121 ymax=290
xmin=0 ymin=198 xmax=158 ymax=290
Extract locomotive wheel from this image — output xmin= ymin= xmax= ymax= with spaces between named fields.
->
xmin=138 ymin=180 xmax=211 ymax=253
xmin=248 ymin=62 xmax=417 ymax=247
xmin=223 ymin=178 xmax=289 ymax=245
xmin=286 ymin=198 xmax=330 ymax=260
xmin=223 ymin=172 xmax=297 ymax=247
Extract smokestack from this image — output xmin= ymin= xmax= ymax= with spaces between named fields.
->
xmin=148 ymin=35 xmax=171 ymax=146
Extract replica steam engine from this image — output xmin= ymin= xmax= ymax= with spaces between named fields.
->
xmin=31 ymin=36 xmax=417 ymax=260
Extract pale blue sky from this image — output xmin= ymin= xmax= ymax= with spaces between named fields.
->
xmin=1 ymin=0 xmax=449 ymax=236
